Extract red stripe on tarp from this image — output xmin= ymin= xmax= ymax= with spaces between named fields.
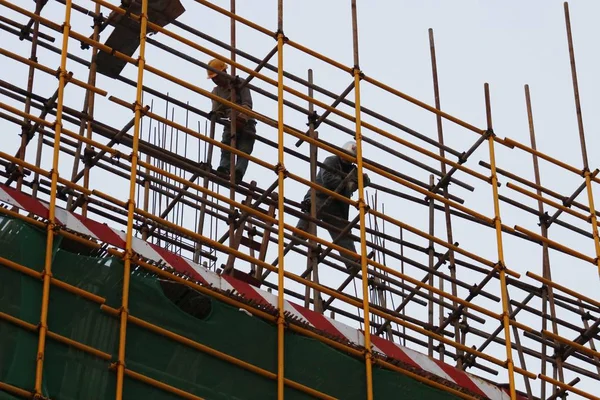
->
xmin=434 ymin=360 xmax=487 ymax=397
xmin=221 ymin=275 xmax=270 ymax=306
xmin=149 ymin=244 xmax=204 ymax=283
xmin=288 ymin=302 xmax=347 ymax=341
xmin=1 ymin=185 xmax=51 ymax=221
xmin=369 ymin=335 xmax=421 ymax=369
xmin=72 ymin=214 xmax=127 ymax=249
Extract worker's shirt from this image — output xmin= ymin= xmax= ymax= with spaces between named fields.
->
xmin=211 ymin=83 xmax=256 ymax=123
xmin=304 ymin=155 xmax=357 ymax=219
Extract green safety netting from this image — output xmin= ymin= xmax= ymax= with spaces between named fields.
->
xmin=0 ymin=216 xmax=461 ymax=400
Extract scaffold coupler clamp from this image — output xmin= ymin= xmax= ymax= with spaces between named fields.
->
xmin=538 ymin=211 xmax=550 ymax=227
xmin=457 ymin=151 xmax=468 ymax=165
xmin=92 ymin=11 xmax=105 ymax=29
xmin=83 ymin=146 xmax=97 ymax=167
xmin=228 ymin=208 xmax=240 ymax=225
xmin=274 ymin=162 xmax=288 ymax=178
xmin=495 ymin=261 xmax=507 ymax=274
xmin=5 ymin=162 xmax=21 ymax=179
xmin=579 ymin=166 xmax=591 ymax=178
xmin=274 ymin=29 xmax=289 ymax=43
xmin=307 ymin=111 xmax=319 ymax=127
xmin=355 ymin=198 xmax=369 ymax=211
xmin=491 ymin=215 xmax=501 ymax=226
xmin=20 ymin=123 xmax=34 ymax=141
xmin=483 ymin=128 xmax=495 ymax=139
xmin=48 ymin=218 xmax=63 ymax=233
xmin=468 ymin=282 xmax=479 ymax=296
xmin=351 ymin=67 xmax=365 ymax=80
xmin=276 ymin=313 xmax=289 ymax=329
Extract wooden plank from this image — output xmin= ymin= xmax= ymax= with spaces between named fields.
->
xmin=96 ymin=0 xmax=185 ymax=78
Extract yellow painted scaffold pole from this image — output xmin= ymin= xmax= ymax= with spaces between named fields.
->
xmin=350 ymin=1 xmax=374 ymax=398
xmin=484 ymin=83 xmax=516 ymax=398
xmin=34 ymin=0 xmax=72 ymax=395
xmin=115 ymin=0 xmax=149 ymax=397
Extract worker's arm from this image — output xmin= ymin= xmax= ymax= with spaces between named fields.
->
xmin=211 ymin=87 xmax=225 ymax=116
xmin=346 ymin=171 xmax=370 ymax=194
xmin=239 ymin=85 xmax=253 ymax=109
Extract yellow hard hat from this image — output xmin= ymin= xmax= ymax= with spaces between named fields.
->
xmin=207 ymin=58 xmax=227 ymax=79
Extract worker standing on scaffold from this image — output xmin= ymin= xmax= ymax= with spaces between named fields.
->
xmin=207 ymin=58 xmax=257 ymax=183
xmin=295 ymin=141 xmax=370 ymax=272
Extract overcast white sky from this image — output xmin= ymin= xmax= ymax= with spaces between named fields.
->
xmin=2 ymin=0 xmax=600 ymax=398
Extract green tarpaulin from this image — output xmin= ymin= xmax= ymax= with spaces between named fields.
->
xmin=0 ymin=216 xmax=461 ymax=399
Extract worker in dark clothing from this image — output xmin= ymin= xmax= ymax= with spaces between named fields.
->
xmin=207 ymin=58 xmax=257 ymax=183
xmin=295 ymin=141 xmax=370 ymax=272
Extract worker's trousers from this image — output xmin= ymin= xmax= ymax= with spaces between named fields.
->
xmin=219 ymin=122 xmax=256 ymax=180
xmin=296 ymin=211 xmax=359 ymax=272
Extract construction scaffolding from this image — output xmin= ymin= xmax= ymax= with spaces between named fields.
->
xmin=0 ymin=0 xmax=599 ymax=399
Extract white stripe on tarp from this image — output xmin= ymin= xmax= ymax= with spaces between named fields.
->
xmin=256 ymin=291 xmax=311 ymax=325
xmin=469 ymin=376 xmax=510 ymax=400
xmin=190 ymin=262 xmax=232 ymax=291
xmin=403 ymin=347 xmax=456 ymax=384
xmin=283 ymin=299 xmax=312 ymax=325
xmin=0 ymin=187 xmax=22 ymax=209
xmin=131 ymin=236 xmax=167 ymax=265
xmin=327 ymin=317 xmax=363 ymax=345
xmin=356 ymin=330 xmax=383 ymax=354
xmin=53 ymin=208 xmax=98 ymax=239
xmin=251 ymin=287 xmax=277 ymax=308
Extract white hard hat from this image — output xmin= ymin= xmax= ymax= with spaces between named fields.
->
xmin=342 ymin=141 xmax=357 ymax=157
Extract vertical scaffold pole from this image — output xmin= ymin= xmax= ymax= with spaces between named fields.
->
xmin=563 ymin=2 xmax=600 ymax=280
xmin=34 ymin=0 xmax=72 ymax=395
xmin=228 ymin=0 xmax=237 ymax=262
xmin=81 ymin=2 xmax=102 ymax=218
xmin=428 ymin=28 xmax=460 ymax=365
xmin=115 ymin=0 xmax=149 ymax=397
xmin=484 ymin=83 xmax=516 ymax=399
xmin=351 ymin=1 xmax=373 ymax=398
xmin=304 ymin=68 xmax=321 ymax=312
xmin=34 ymin=0 xmax=71 ymax=396
xmin=524 ymin=84 xmax=564 ymax=397
xmin=276 ymin=0 xmax=286 ymax=398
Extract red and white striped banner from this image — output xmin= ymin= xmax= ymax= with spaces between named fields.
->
xmin=0 ymin=184 xmax=522 ymax=400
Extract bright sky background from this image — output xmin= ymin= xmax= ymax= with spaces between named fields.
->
xmin=2 ymin=0 xmax=600 ymax=398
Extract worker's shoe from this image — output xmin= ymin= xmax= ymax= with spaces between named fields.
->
xmin=216 ymin=166 xmax=229 ymax=178
xmin=234 ymin=171 xmax=244 ymax=184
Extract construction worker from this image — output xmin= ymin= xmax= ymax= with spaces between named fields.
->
xmin=295 ymin=141 xmax=370 ymax=272
xmin=207 ymin=58 xmax=257 ymax=183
